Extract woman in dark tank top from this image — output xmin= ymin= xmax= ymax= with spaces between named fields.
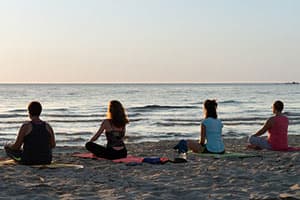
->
xmin=86 ymin=100 xmax=129 ymax=160
xmin=5 ymin=101 xmax=56 ymax=165
xmin=105 ymin=120 xmax=125 ymax=148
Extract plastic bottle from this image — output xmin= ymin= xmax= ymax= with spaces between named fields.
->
xmin=179 ymin=152 xmax=187 ymax=160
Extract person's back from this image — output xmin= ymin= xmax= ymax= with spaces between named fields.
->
xmin=174 ymin=99 xmax=225 ymax=155
xmin=248 ymin=100 xmax=288 ymax=150
xmin=4 ymin=101 xmax=55 ymax=165
xmin=105 ymin=120 xmax=125 ymax=148
xmin=202 ymin=117 xmax=224 ymax=153
xmin=268 ymin=115 xmax=288 ymax=150
xmin=22 ymin=121 xmax=52 ymax=165
xmin=86 ymin=100 xmax=128 ymax=160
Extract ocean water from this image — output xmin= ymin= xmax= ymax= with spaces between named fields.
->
xmin=0 ymin=83 xmax=299 ymax=147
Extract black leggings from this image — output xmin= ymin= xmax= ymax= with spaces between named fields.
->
xmin=85 ymin=142 xmax=127 ymax=160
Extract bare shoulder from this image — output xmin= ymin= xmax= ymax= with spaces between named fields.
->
xmin=266 ymin=117 xmax=275 ymax=126
xmin=44 ymin=121 xmax=52 ymax=128
xmin=23 ymin=121 xmax=31 ymax=125
xmin=21 ymin=121 xmax=32 ymax=129
xmin=101 ymin=119 xmax=114 ymax=130
xmin=19 ymin=121 xmax=32 ymax=136
xmin=44 ymin=122 xmax=54 ymax=132
xmin=102 ymin=119 xmax=110 ymax=126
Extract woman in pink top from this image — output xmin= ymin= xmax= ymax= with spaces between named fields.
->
xmin=248 ymin=100 xmax=289 ymax=150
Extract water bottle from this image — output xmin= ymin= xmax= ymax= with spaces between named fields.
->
xmin=179 ymin=152 xmax=187 ymax=160
xmin=172 ymin=150 xmax=188 ymax=163
xmin=174 ymin=150 xmax=187 ymax=160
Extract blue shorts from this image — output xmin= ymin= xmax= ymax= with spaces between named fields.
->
xmin=249 ymin=135 xmax=272 ymax=150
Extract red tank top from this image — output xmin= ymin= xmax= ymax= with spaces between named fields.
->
xmin=267 ymin=115 xmax=289 ymax=150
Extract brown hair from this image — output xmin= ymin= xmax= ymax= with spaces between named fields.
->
xmin=204 ymin=99 xmax=218 ymax=119
xmin=273 ymin=100 xmax=284 ymax=112
xmin=106 ymin=100 xmax=129 ymax=127
xmin=28 ymin=101 xmax=42 ymax=117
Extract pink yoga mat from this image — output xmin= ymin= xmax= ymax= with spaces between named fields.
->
xmin=248 ymin=145 xmax=300 ymax=152
xmin=278 ymin=147 xmax=300 ymax=152
xmin=72 ymin=153 xmax=144 ymax=163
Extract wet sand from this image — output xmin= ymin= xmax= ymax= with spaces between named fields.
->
xmin=0 ymin=135 xmax=299 ymax=200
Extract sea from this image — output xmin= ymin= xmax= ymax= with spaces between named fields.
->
xmin=0 ymin=83 xmax=299 ymax=147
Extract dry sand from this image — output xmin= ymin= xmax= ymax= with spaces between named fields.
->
xmin=0 ymin=135 xmax=299 ymax=200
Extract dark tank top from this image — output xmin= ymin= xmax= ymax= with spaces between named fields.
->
xmin=105 ymin=121 xmax=125 ymax=148
xmin=22 ymin=121 xmax=52 ymax=165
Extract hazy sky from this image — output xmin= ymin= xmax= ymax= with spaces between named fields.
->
xmin=0 ymin=0 xmax=299 ymax=83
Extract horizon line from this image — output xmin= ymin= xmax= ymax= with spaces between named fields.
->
xmin=0 ymin=81 xmax=298 ymax=85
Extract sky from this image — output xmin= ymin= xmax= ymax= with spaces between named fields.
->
xmin=0 ymin=0 xmax=299 ymax=83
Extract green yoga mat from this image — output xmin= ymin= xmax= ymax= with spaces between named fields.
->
xmin=193 ymin=152 xmax=260 ymax=159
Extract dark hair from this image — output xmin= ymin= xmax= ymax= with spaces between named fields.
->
xmin=106 ymin=100 xmax=129 ymax=127
xmin=204 ymin=99 xmax=218 ymax=119
xmin=273 ymin=100 xmax=284 ymax=112
xmin=28 ymin=101 xmax=42 ymax=116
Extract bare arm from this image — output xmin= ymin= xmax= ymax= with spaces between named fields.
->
xmin=89 ymin=120 xmax=106 ymax=142
xmin=46 ymin=123 xmax=56 ymax=148
xmin=9 ymin=123 xmax=31 ymax=150
xmin=200 ymin=124 xmax=206 ymax=145
xmin=254 ymin=118 xmax=273 ymax=136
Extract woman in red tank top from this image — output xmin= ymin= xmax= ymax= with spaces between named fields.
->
xmin=248 ymin=100 xmax=289 ymax=150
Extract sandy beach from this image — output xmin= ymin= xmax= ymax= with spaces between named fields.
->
xmin=0 ymin=135 xmax=299 ymax=200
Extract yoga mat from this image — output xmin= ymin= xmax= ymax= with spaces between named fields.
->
xmin=193 ymin=152 xmax=260 ymax=159
xmin=72 ymin=153 xmax=104 ymax=160
xmin=0 ymin=159 xmax=16 ymax=166
xmin=248 ymin=146 xmax=300 ymax=152
xmin=0 ymin=159 xmax=84 ymax=169
xmin=72 ymin=153 xmax=144 ymax=163
xmin=279 ymin=147 xmax=300 ymax=152
xmin=31 ymin=163 xmax=84 ymax=169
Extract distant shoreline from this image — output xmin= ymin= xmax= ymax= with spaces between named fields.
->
xmin=0 ymin=82 xmax=297 ymax=85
